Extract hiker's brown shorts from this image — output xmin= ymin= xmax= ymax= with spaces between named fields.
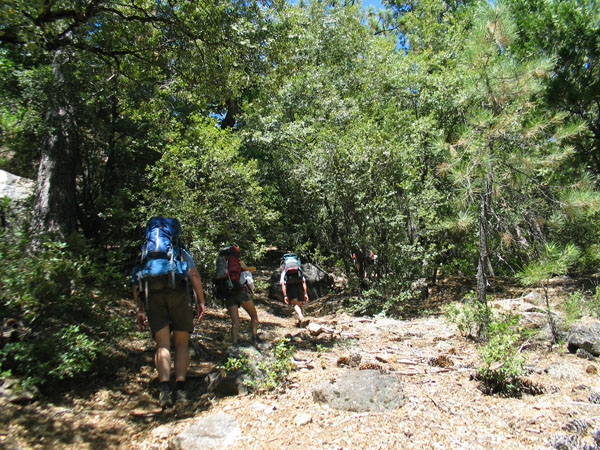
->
xmin=146 ymin=287 xmax=194 ymax=335
xmin=286 ymin=283 xmax=304 ymax=303
xmin=224 ymin=289 xmax=250 ymax=309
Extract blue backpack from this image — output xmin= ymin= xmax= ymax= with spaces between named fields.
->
xmin=135 ymin=218 xmax=189 ymax=308
xmin=282 ymin=253 xmax=303 ymax=284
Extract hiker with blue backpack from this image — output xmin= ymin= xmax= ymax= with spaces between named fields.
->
xmin=280 ymin=253 xmax=309 ymax=327
xmin=132 ymin=217 xmax=206 ymax=408
xmin=213 ymin=244 xmax=260 ymax=345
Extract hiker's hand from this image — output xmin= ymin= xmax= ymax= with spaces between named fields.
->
xmin=304 ymin=294 xmax=309 ymax=303
xmin=137 ymin=311 xmax=147 ymax=330
xmin=196 ymin=302 xmax=205 ymax=320
xmin=284 ymin=296 xmax=289 ymax=304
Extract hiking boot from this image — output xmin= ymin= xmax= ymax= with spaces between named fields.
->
xmin=175 ymin=389 xmax=187 ymax=404
xmin=299 ymin=319 xmax=310 ymax=328
xmin=159 ymin=389 xmax=173 ymax=408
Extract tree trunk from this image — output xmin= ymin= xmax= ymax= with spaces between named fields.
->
xmin=544 ymin=282 xmax=559 ymax=344
xmin=221 ymin=98 xmax=238 ymax=129
xmin=32 ymin=49 xmax=79 ymax=241
xmin=476 ymin=177 xmax=492 ymax=341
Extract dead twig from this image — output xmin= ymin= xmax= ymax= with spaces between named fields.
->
xmin=426 ymin=393 xmax=454 ymax=415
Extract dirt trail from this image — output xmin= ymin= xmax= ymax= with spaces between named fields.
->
xmin=2 ymin=271 xmax=600 ymax=449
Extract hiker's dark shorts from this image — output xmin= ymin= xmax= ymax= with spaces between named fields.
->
xmin=224 ymin=289 xmax=250 ymax=309
xmin=146 ymin=286 xmax=193 ymax=335
xmin=286 ymin=283 xmax=304 ymax=302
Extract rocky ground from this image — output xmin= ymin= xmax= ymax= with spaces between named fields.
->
xmin=2 ymin=271 xmax=600 ymax=449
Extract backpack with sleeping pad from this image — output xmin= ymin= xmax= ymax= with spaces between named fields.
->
xmin=134 ymin=217 xmax=191 ymax=309
xmin=214 ymin=244 xmax=243 ymax=299
xmin=282 ymin=253 xmax=303 ymax=285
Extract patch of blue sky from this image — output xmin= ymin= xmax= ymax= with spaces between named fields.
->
xmin=360 ymin=0 xmax=385 ymax=11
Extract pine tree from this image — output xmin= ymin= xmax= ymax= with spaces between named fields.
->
xmin=441 ymin=2 xmax=584 ymax=340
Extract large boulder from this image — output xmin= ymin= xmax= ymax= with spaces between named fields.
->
xmin=0 ymin=170 xmax=34 ymax=203
xmin=567 ymin=321 xmax=600 ymax=356
xmin=0 ymin=170 xmax=34 ymax=228
xmin=268 ymin=262 xmax=333 ymax=302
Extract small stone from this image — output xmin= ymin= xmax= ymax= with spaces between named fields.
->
xmin=586 ymin=365 xmax=598 ymax=375
xmin=588 ymin=392 xmax=600 ymax=404
xmin=294 ymin=413 xmax=312 ymax=426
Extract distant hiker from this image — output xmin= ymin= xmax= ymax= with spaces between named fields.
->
xmin=213 ymin=244 xmax=260 ymax=345
xmin=132 ymin=217 xmax=206 ymax=408
xmin=280 ymin=253 xmax=309 ymax=327
xmin=352 ymin=250 xmax=378 ymax=280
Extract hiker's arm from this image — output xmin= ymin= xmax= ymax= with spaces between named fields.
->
xmin=133 ymin=284 xmax=147 ymax=329
xmin=302 ymin=278 xmax=309 ymax=302
xmin=188 ymin=267 xmax=205 ymax=320
xmin=280 ymin=270 xmax=289 ymax=304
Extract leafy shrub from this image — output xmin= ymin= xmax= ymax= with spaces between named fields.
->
xmin=476 ymin=315 xmax=527 ymax=397
xmin=0 ymin=230 xmax=126 ymax=387
xmin=217 ymin=353 xmax=251 ymax=373
xmin=445 ymin=298 xmax=530 ymax=396
xmin=442 ymin=292 xmax=491 ymax=338
xmin=590 ymin=285 xmax=600 ymax=318
xmin=217 ymin=339 xmax=296 ymax=391
xmin=564 ymin=290 xmax=585 ymax=322
xmin=257 ymin=338 xmax=295 ymax=390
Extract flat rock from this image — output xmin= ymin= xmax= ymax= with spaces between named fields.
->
xmin=169 ymin=412 xmax=240 ymax=450
xmin=311 ymin=369 xmax=405 ymax=412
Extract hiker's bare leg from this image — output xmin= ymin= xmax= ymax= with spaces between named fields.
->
xmin=227 ymin=305 xmax=241 ymax=344
xmin=173 ymin=330 xmax=189 ymax=382
xmin=241 ymin=300 xmax=259 ymax=337
xmin=290 ymin=299 xmax=304 ymax=321
xmin=154 ymin=326 xmax=171 ymax=383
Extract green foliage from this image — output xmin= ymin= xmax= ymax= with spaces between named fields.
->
xmin=442 ymin=293 xmax=492 ymax=338
xmin=238 ymin=338 xmax=297 ymax=391
xmin=518 ymin=243 xmax=580 ymax=287
xmin=217 ymin=353 xmax=251 ymax=373
xmin=506 ymin=0 xmax=600 ymax=176
xmin=1 ymin=325 xmax=100 ymax=387
xmin=0 ymin=0 xmax=599 ymax=398
xmin=0 ymin=230 xmax=128 ymax=387
xmin=477 ymin=315 xmax=527 ymax=397
xmin=518 ymin=242 xmax=580 ymax=343
xmin=218 ymin=339 xmax=296 ymax=391
xmin=564 ymin=290 xmax=585 ymax=323
xmin=256 ymin=338 xmax=296 ymax=390
xmin=140 ymin=116 xmax=276 ymax=275
xmin=590 ymin=286 xmax=600 ymax=318
xmin=246 ymin=2 xmax=452 ymax=304
xmin=429 ymin=1 xmax=589 ymax=328
xmin=316 ymin=344 xmax=328 ymax=369
xmin=347 ymin=285 xmax=417 ymax=317
xmin=444 ymin=293 xmax=531 ymax=396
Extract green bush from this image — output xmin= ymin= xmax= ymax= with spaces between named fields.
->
xmin=476 ymin=315 xmax=527 ymax=397
xmin=590 ymin=285 xmax=600 ymax=318
xmin=442 ymin=292 xmax=490 ymax=338
xmin=564 ymin=290 xmax=585 ymax=322
xmin=217 ymin=353 xmax=251 ymax=373
xmin=0 ymin=230 xmax=127 ymax=387
xmin=257 ymin=338 xmax=296 ymax=390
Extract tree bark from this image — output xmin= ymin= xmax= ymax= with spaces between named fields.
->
xmin=476 ymin=177 xmax=492 ymax=341
xmin=221 ymin=98 xmax=238 ymax=129
xmin=32 ymin=49 xmax=79 ymax=241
